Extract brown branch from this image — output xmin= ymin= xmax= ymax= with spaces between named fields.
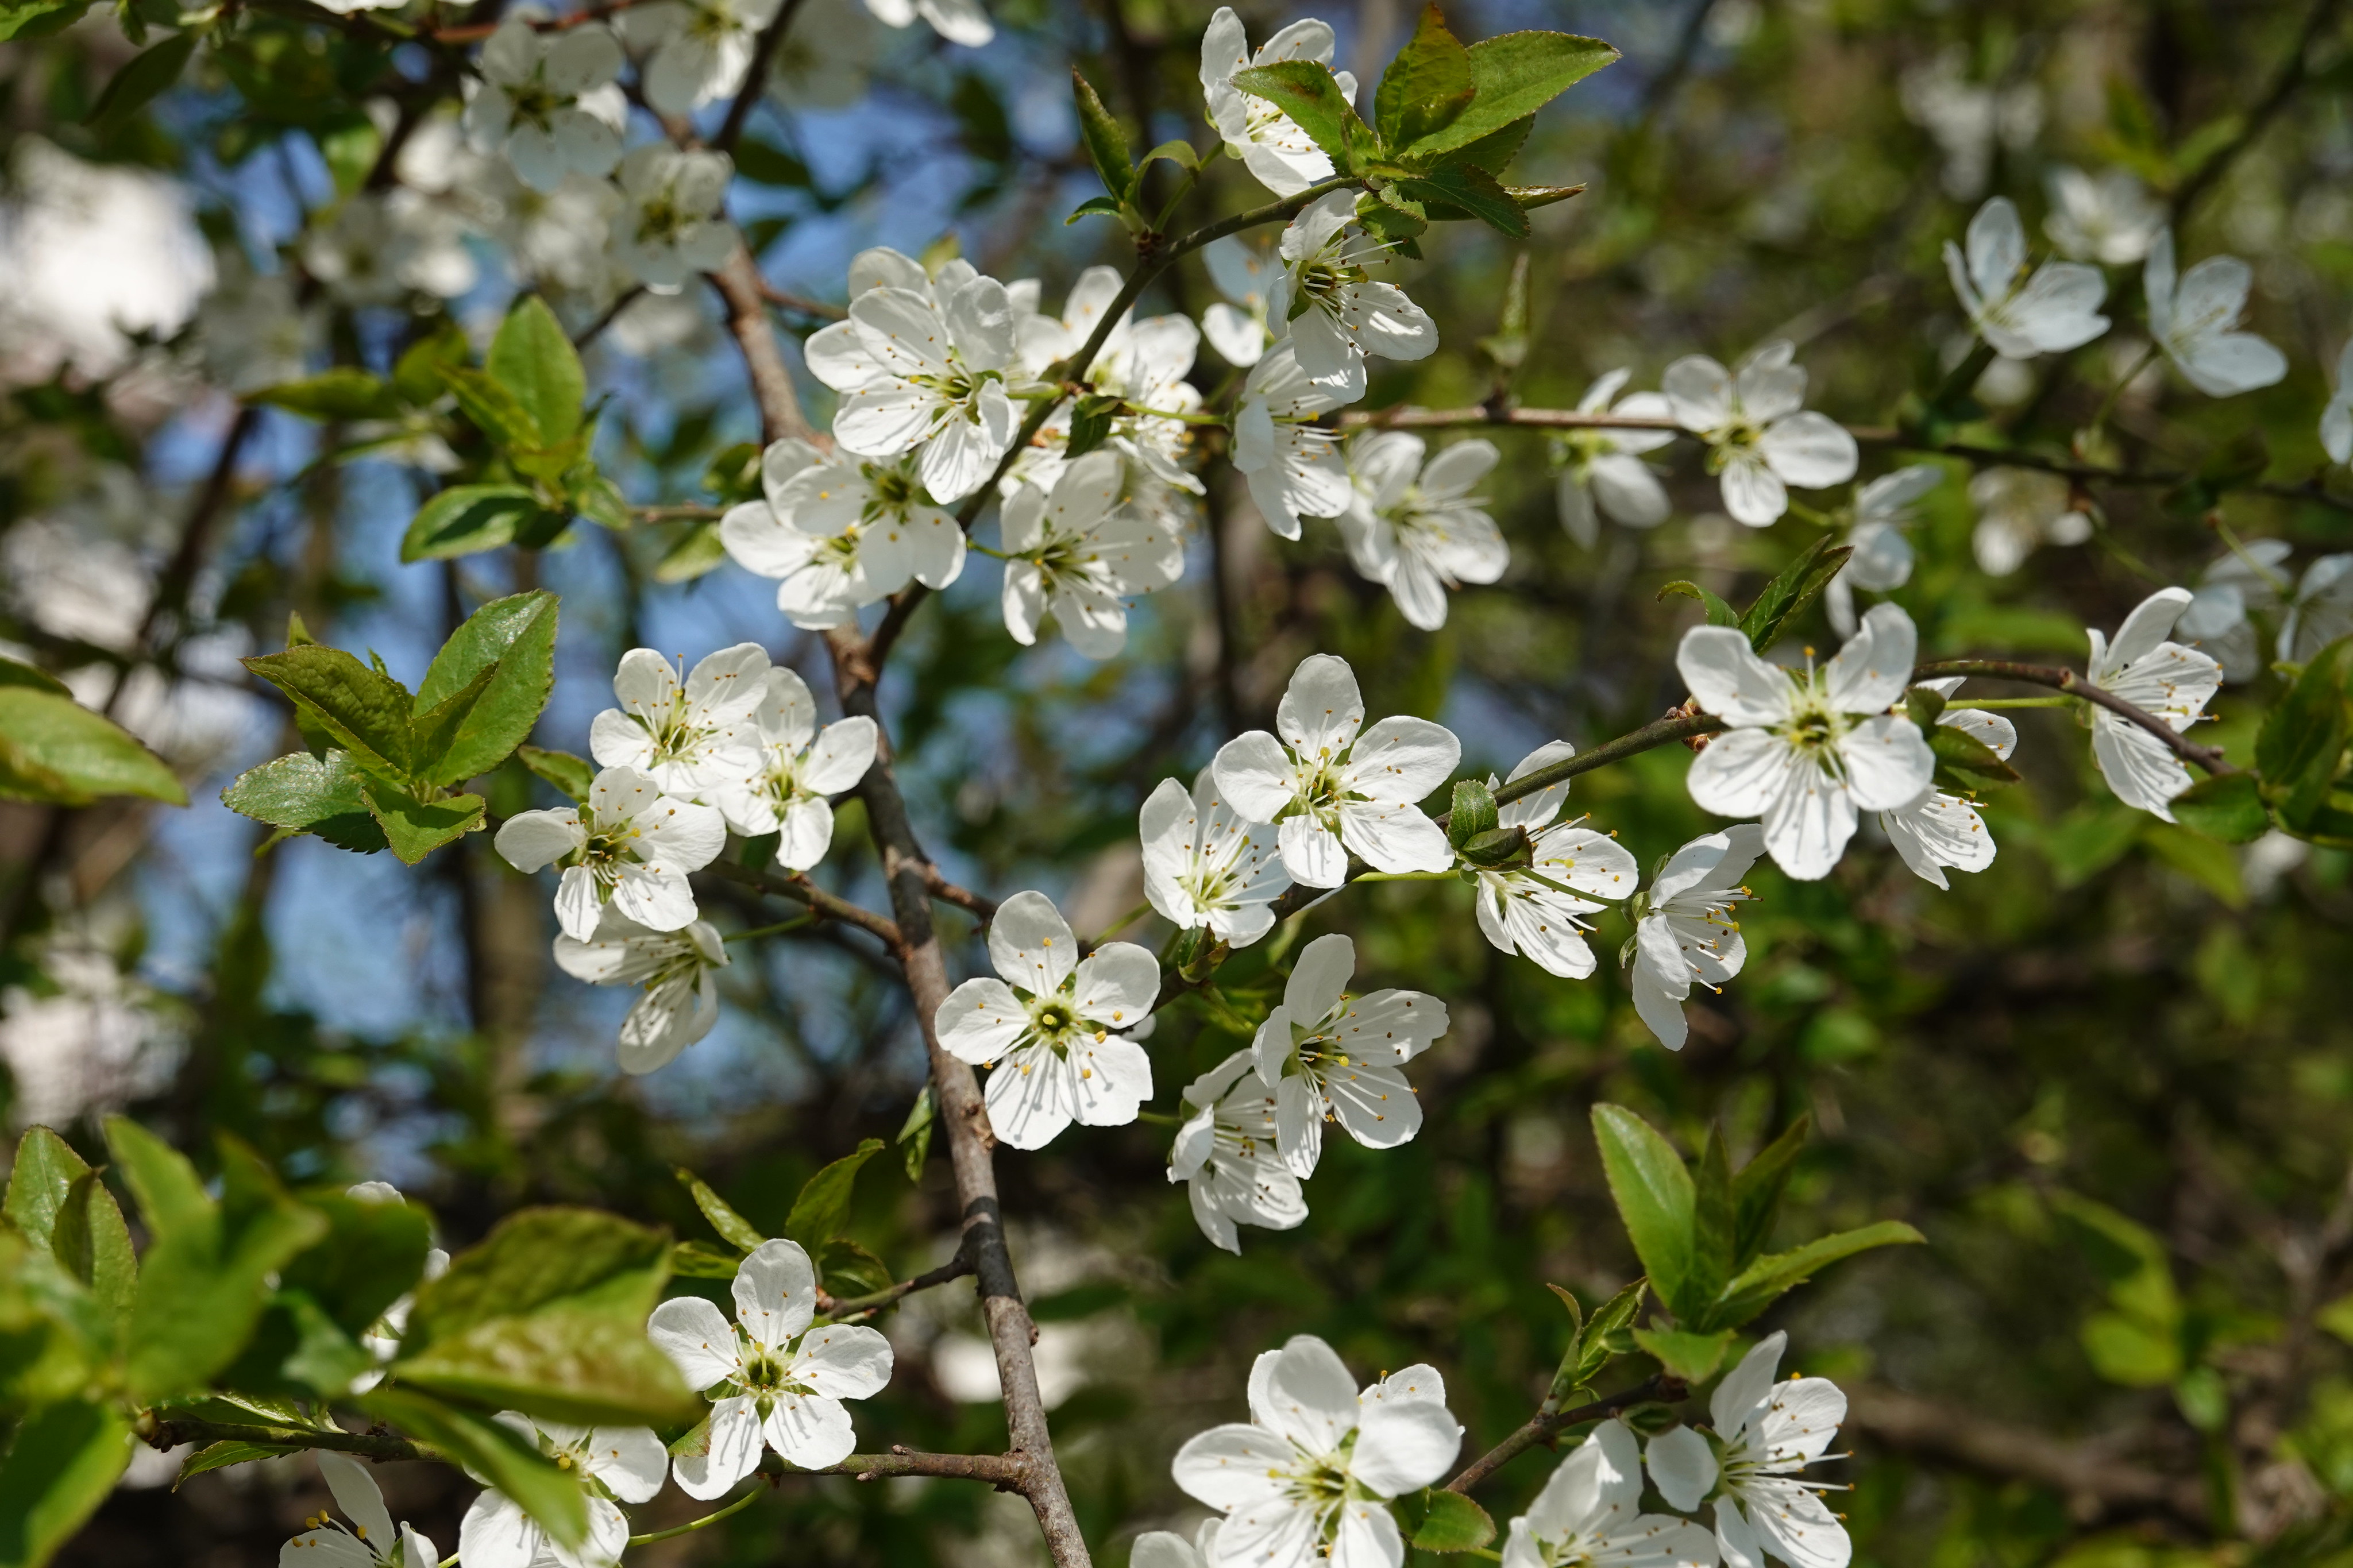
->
xmin=575 ymin=284 xmax=645 ymax=349
xmin=1910 ymin=659 xmax=2235 ymax=775
xmin=924 ymin=865 xmax=999 ymax=922
xmin=707 ymin=248 xmax=820 ymax=446
xmin=1445 ymin=1376 xmax=1684 ymax=1494
xmin=795 ymin=1446 xmax=1030 ymax=1486
xmin=759 ymin=280 xmax=848 ymax=320
xmin=818 ymin=1245 xmax=977 ymax=1320
xmin=700 ymin=859 xmax=902 ymax=946
xmin=712 ymin=0 xmax=811 ymax=156
xmin=138 ymin=1416 xmax=437 ymax=1462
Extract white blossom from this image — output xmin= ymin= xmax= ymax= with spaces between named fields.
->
xmin=1823 ymin=466 xmax=1943 ymax=638
xmin=934 ymin=890 xmax=1158 ymax=1149
xmin=860 ymin=0 xmax=992 ymax=45
xmin=494 ymin=766 xmax=726 ymax=941
xmin=1664 ymin=342 xmax=1858 ymax=528
xmin=712 ymin=666 xmax=878 ymax=862
xmin=647 ymin=1239 xmax=894 ymax=1496
xmin=588 ymin=643 xmax=770 ymax=797
xmin=1135 ymin=1523 xmax=1225 ymax=1568
xmin=2083 ymin=588 xmax=2224 ymax=821
xmin=196 ymin=265 xmax=315 ymax=395
xmin=2144 ymin=230 xmax=2287 ymax=397
xmin=1554 ymin=369 xmax=1676 ymax=547
xmin=1003 ymin=275 xmax=1205 ymax=500
xmin=554 ymin=911 xmax=730 ymax=1074
xmin=1267 ymin=191 xmax=1437 ymax=384
xmin=1677 ymin=604 xmax=1934 ymax=880
xmin=1169 ymin=1049 xmax=1306 ymax=1253
xmin=1202 ymin=234 xmax=1276 ymax=367
xmin=2043 ymin=165 xmax=2162 ymax=265
xmin=1471 ymin=741 xmax=1638 ymax=979
xmin=464 ymin=20 xmax=627 ymax=191
xmin=1504 ymin=1420 xmax=1719 ymax=1568
xmin=1141 ymin=770 xmax=1293 ymax=949
xmin=1335 ymin=434 xmax=1506 ymax=631
xmin=720 ymin=437 xmax=967 ymax=628
xmin=624 ymin=0 xmax=782 ymax=115
xmin=2325 ymin=338 xmax=2353 ymax=466
xmin=1173 ymin=1334 xmax=1462 ymax=1568
xmin=1944 ymin=196 xmax=2109 ymax=360
xmin=457 ymin=1415 xmax=666 ymax=1568
xmin=2178 ymin=539 xmax=2291 ymax=681
xmin=1966 ymin=465 xmax=2089 ymax=577
xmin=2280 ymin=553 xmax=2353 ymax=664
xmin=1212 ymin=652 xmax=1460 ymax=887
xmin=1645 ymin=1333 xmax=1850 ymax=1568
xmin=466 ymin=167 xmax=621 ymax=294
xmin=1198 ymin=10 xmax=1358 ymax=197
xmin=1000 ymin=449 xmax=1186 ymax=659
xmin=805 ymin=267 xmax=1024 ymax=504
xmin=1626 ymin=826 xmax=1761 ymax=1052
xmin=301 ymin=192 xmax=476 ymax=305
xmin=281 ymin=1450 xmax=437 ymax=1568
xmin=607 ymin=145 xmax=736 ymax=291
xmin=1248 ymin=932 xmax=1446 ymax=1176
xmin=1880 ymin=679 xmax=2015 ymax=891
xmin=1233 ymin=342 xmax=1363 ymax=539
xmin=1013 ymin=264 xmax=1127 ymax=377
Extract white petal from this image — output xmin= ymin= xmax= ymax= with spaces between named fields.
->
xmin=1350 ymin=1399 xmax=1461 ymax=1496
xmin=647 ymin=1295 xmax=743 ymax=1391
xmin=761 ymin=1389 xmax=857 ymax=1469
xmin=732 ymin=1238 xmax=817 ymax=1351
xmin=988 ymin=889 xmax=1079 ymax=995
xmin=1645 ymin=1424 xmax=1719 ymax=1512
xmin=1284 ymin=932 xmax=1355 ymax=1024
xmin=1677 ymin=628 xmax=1793 ymax=727
xmin=790 ymin=1323 xmax=894 ymax=1401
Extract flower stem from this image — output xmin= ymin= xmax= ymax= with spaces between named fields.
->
xmin=1962 ymin=696 xmax=2076 ymax=709
xmin=628 ymin=1486 xmax=763 ymax=1545
xmin=2086 ymin=343 xmax=2161 ymax=445
xmin=1089 ymin=900 xmax=1153 ymax=945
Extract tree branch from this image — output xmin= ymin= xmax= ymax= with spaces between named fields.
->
xmin=1909 ymin=659 xmax=2235 ymax=775
xmin=700 ymin=859 xmax=904 ymax=946
xmin=712 ymin=0 xmax=811 ymax=155
xmin=818 ymin=1245 xmax=977 ymax=1320
xmin=1445 ymin=1375 xmax=1685 ymax=1494
xmin=138 ymin=1416 xmax=437 ymax=1462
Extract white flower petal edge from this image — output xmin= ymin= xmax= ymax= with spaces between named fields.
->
xmin=1627 ymin=827 xmax=1763 ymax=1051
xmin=2084 ymin=587 xmax=2223 ymax=822
xmin=1645 ymin=1333 xmax=1853 ymax=1568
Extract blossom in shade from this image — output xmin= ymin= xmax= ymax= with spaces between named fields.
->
xmin=1212 ymin=653 xmax=1460 ymax=887
xmin=1133 ymin=1523 xmax=1226 ymax=1568
xmin=627 ymin=0 xmax=782 ymax=115
xmin=494 ymin=767 xmax=726 ymax=942
xmin=1233 ymin=342 xmax=1363 ymax=539
xmin=1202 ymin=234 xmax=1276 ymax=366
xmin=712 ymin=666 xmax=878 ymax=863
xmin=1267 ymin=191 xmax=1437 ymax=384
xmin=934 ymin=891 xmax=1158 ymax=1150
xmin=2279 ymin=553 xmax=2353 ymax=664
xmin=1823 ymin=466 xmax=1943 ymax=638
xmin=1198 ymin=10 xmax=1359 ymax=197
xmin=1626 ymin=827 xmax=1764 ymax=1052
xmin=1967 ymin=466 xmax=2090 ymax=577
xmin=464 ymin=19 xmax=627 ymax=192
xmin=457 ymin=1415 xmax=666 ymax=1568
xmin=859 ymin=0 xmax=992 ymax=45
xmin=1663 ymin=342 xmax=1858 ymax=527
xmin=2043 ymin=165 xmax=2162 ymax=265
xmin=1554 ymin=369 xmax=1676 ymax=547
xmin=2324 ymin=339 xmax=2353 ymax=466
xmin=281 ymin=1451 xmax=437 ymax=1568
xmin=1249 ymin=932 xmax=1446 ymax=1177
xmin=2144 ymin=230 xmax=2287 ymax=397
xmin=1140 ymin=770 xmax=1292 ymax=949
xmin=1503 ymin=1420 xmax=1719 ymax=1568
xmin=1880 ymin=679 xmax=2016 ymax=891
xmin=588 ymin=643 xmax=769 ymax=797
xmin=999 ymin=450 xmax=1186 ymax=659
xmin=607 ymin=145 xmax=736 ymax=291
xmin=719 ymin=438 xmax=966 ymax=628
xmin=1471 ymin=741 xmax=1638 ymax=979
xmin=1644 ymin=1332 xmax=1851 ymax=1568
xmin=1335 ymin=434 xmax=1507 ymax=631
xmin=553 ymin=912 xmax=730 ymax=1074
xmin=1944 ymin=196 xmax=2109 ymax=359
xmin=1170 ymin=1048 xmax=1306 ymax=1253
xmin=2178 ymin=539 xmax=2290 ymax=682
xmin=2083 ymin=588 xmax=2224 ymax=821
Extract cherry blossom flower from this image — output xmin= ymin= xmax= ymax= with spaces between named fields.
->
xmin=1135 ymin=1522 xmax=1225 ymax=1568
xmin=1202 ymin=234 xmax=1276 ymax=366
xmin=934 ymin=891 xmax=1158 ymax=1150
xmin=606 ymin=145 xmax=736 ymax=291
xmin=2325 ymin=339 xmax=2353 ymax=466
xmin=859 ymin=0 xmax=992 ymax=45
xmin=1335 ymin=434 xmax=1507 ymax=631
xmin=2279 ymin=553 xmax=2353 ymax=663
xmin=1249 ymin=932 xmax=1447 ymax=1176
xmin=2178 ymin=539 xmax=2290 ymax=681
xmin=1140 ymin=770 xmax=1293 ymax=949
xmin=712 ymin=667 xmax=878 ymax=863
xmin=1212 ymin=653 xmax=1460 ymax=886
xmin=464 ymin=19 xmax=627 ymax=192
xmin=1553 ymin=369 xmax=1676 ymax=547
xmin=2084 ymin=588 xmax=2224 ymax=821
xmin=1880 ymin=679 xmax=2016 ymax=891
xmin=1012 ymin=264 xmax=1127 ymax=376
xmin=1944 ymin=196 xmax=2109 ymax=360
xmin=588 ymin=644 xmax=769 ymax=797
xmin=494 ymin=766 xmax=725 ymax=941
xmin=282 ymin=1451 xmax=437 ymax=1567
xmin=1233 ymin=342 xmax=1363 ymax=539
xmin=1664 ymin=342 xmax=1857 ymax=527
xmin=1676 ymin=604 xmax=1934 ymax=880
xmin=1000 ymin=450 xmax=1186 ymax=659
xmin=1645 ymin=1332 xmax=1850 ymax=1568
xmin=626 ymin=0 xmax=781 ymax=115
xmin=1626 ymin=826 xmax=1762 ymax=1052
xmin=2043 ymin=166 xmax=2162 ymax=265
xmin=1268 ymin=191 xmax=1437 ymax=384
xmin=1966 ymin=465 xmax=2090 ymax=577
xmin=302 ymin=192 xmax=477 ymax=305
xmin=648 ymin=1239 xmax=893 ymax=1496
xmin=1199 ymin=10 xmax=1358 ymax=197
xmin=1471 ymin=741 xmax=1638 ymax=979
xmin=457 ymin=1415 xmax=666 ymax=1568
xmin=1823 ymin=466 xmax=1943 ymax=638
xmin=1504 ymin=1420 xmax=1718 ymax=1568
xmin=1173 ymin=1334 xmax=1461 ymax=1568
xmin=805 ymin=269 xmax=1023 ymax=504
xmin=1170 ymin=1048 xmax=1306 ymax=1253
xmin=719 ymin=438 xmax=966 ymax=628
xmin=2144 ymin=230 xmax=2286 ymax=397
xmin=553 ymin=911 xmax=730 ymax=1073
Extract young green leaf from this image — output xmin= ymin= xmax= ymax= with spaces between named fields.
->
xmin=1395 ymin=161 xmax=1529 ymax=235
xmin=1687 ymin=1129 xmax=1735 ymax=1320
xmin=440 ymin=364 xmax=545 ymax=452
xmin=361 ymin=1388 xmax=589 ymax=1549
xmin=175 ymin=1440 xmax=296 ymax=1488
xmin=1738 ymin=536 xmax=1853 ymax=652
xmin=402 ymin=1207 xmax=674 ymax=1355
xmin=222 ymin=750 xmax=385 ymax=854
xmin=1729 ymin=1114 xmax=1809 ymax=1268
xmin=0 ymin=1397 xmax=133 ymax=1568
xmin=1568 ymin=1276 xmax=1646 ymax=1391
xmin=1064 ymin=394 xmax=1122 ymax=460
xmin=394 ymin=1306 xmax=703 ymax=1427
xmin=2171 ymin=771 xmax=2270 ymax=844
xmin=675 ymin=1166 xmax=769 ymax=1253
xmin=0 ymin=680 xmax=187 ymax=808
xmin=1929 ymin=725 xmax=2022 ymax=793
xmin=1065 ymin=194 xmax=1130 ymax=227
xmin=518 ymin=745 xmax=595 ymax=804
xmin=897 ymin=1086 xmax=936 ymax=1181
xmin=3 ymin=1130 xmax=136 ymax=1341
xmin=1375 ymin=5 xmax=1474 ymax=150
xmin=1229 ymin=60 xmax=1366 ymax=168
xmin=1710 ymin=1220 xmax=1926 ymax=1328
xmin=84 ymin=29 xmax=196 ymax=136
xmin=1446 ymin=778 xmax=1500 ymax=849
xmin=1433 ymin=113 xmax=1532 ymax=175
xmin=361 ymin=782 xmax=484 ymax=865
xmin=487 ymin=296 xmax=586 ymax=447
xmin=413 ymin=590 xmax=560 ymax=785
xmin=248 ymin=368 xmax=407 ymax=422
xmin=1413 ymin=1489 xmax=1495 ymax=1551
xmin=279 ymin=1189 xmax=434 ymax=1338
xmin=1658 ymin=581 xmax=1742 ymax=629
xmin=654 ymin=521 xmax=729 ymax=583
xmin=2257 ymin=634 xmax=2352 ymax=831
xmin=784 ymin=1138 xmax=887 ymax=1250
xmin=670 ymin=1241 xmax=746 ymax=1279
xmin=1591 ymin=1105 xmax=1696 ymax=1318
xmin=1071 ymin=68 xmax=1135 ymax=202
xmin=1630 ymin=1324 xmax=1733 ymax=1382
xmin=1405 ymin=31 xmax=1618 ymax=155
xmin=242 ymin=646 xmax=414 ymax=778
xmin=400 ymin=485 xmax=546 ymax=563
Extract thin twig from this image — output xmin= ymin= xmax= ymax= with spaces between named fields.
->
xmin=923 ymin=865 xmax=999 ymax=922
xmin=712 ymin=0 xmax=812 ymax=156
xmin=817 ymin=1245 xmax=977 ymax=1320
xmin=701 ymin=859 xmax=904 ymax=947
xmin=1444 ymin=1376 xmax=1684 ymax=1494
xmin=1910 ymin=659 xmax=2235 ymax=775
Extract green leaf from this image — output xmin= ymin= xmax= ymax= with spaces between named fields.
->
xmin=1229 ymin=60 xmax=1366 ymax=168
xmin=1375 ymin=4 xmax=1474 ymax=149
xmin=1434 ymin=113 xmax=1533 ymax=175
xmin=1403 ymin=30 xmax=1616 ymax=156
xmin=361 ymin=1388 xmax=588 ymax=1549
xmin=1930 ymin=725 xmax=2022 ymax=793
xmin=394 ymin=1308 xmax=702 ymax=1427
xmin=1071 ymin=68 xmax=1134 ymax=202
xmin=1569 ymin=1276 xmax=1646 ymax=1390
xmin=0 ymin=1397 xmax=131 ymax=1568
xmin=403 ymin=1208 xmax=674 ymax=1353
xmin=400 ymin=484 xmax=547 ymax=563
xmin=1739 ymin=536 xmax=1852 ymax=653
xmin=818 ymin=1238 xmax=893 ymax=1299
xmin=242 ymin=647 xmax=414 ymax=778
xmin=1658 ymin=581 xmax=1741 ymax=628
xmin=1709 ymin=1221 xmax=1925 ymax=1328
xmin=1446 ymin=778 xmax=1499 ymax=849
xmin=654 ymin=521 xmax=729 ymax=583
xmin=392 ymin=323 xmax=470 ymax=407
xmin=413 ymin=590 xmax=560 ymax=785
xmin=1630 ymin=1324 xmax=1733 ymax=1382
xmin=221 ymin=749 xmax=379 ymax=846
xmin=275 ymin=1290 xmax=377 ymax=1395
xmin=1591 ymin=1106 xmax=1696 ymax=1319
xmin=1394 ymin=161 xmax=1529 ymax=236
xmin=84 ymin=30 xmax=196 ymax=136
xmin=1687 ymin=1128 xmax=1735 ymax=1320
xmin=279 ymin=1190 xmax=433 ymax=1338
xmin=784 ymin=1139 xmax=886 ymax=1252
xmin=1729 ymin=1115 xmax=1808 ymax=1269
xmin=174 ymin=1442 xmax=293 ymax=1487
xmin=897 ymin=1086 xmax=935 ymax=1181
xmin=0 ymin=684 xmax=186 ymax=807
xmin=3 ymin=1130 xmax=136 ymax=1339
xmin=518 ymin=746 xmax=595 ymax=804
xmin=488 ymin=296 xmax=585 ymax=446
xmin=248 ymin=369 xmax=406 ymax=422
xmin=1064 ymin=195 xmax=1129 ymax=227
xmin=101 ymin=1118 xmax=210 ymax=1239
xmin=1137 ymin=137 xmax=1201 ymax=173
xmin=2257 ymin=634 xmax=2353 ymax=831
xmin=670 ymin=1241 xmax=745 ymax=1279
xmin=1411 ymin=1489 xmax=1495 ymax=1552
xmin=675 ymin=1167 xmax=768 ymax=1253
xmin=1064 ymin=395 xmax=1121 ymax=461
xmin=0 ymin=0 xmax=92 ymax=44
xmin=732 ymin=137 xmax=813 ymax=187
xmin=440 ymin=364 xmax=545 ymax=451
xmin=361 ymin=782 xmax=484 ymax=865
xmin=2172 ymin=771 xmax=2270 ymax=844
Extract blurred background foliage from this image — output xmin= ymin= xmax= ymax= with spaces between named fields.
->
xmin=3 ymin=0 xmax=2353 ymax=1562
